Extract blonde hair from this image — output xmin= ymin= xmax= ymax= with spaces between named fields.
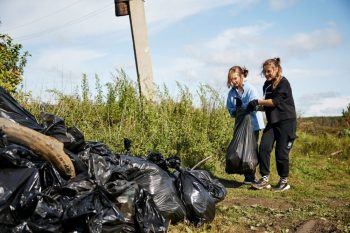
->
xmin=262 ymin=57 xmax=282 ymax=89
xmin=261 ymin=57 xmax=282 ymax=78
xmin=227 ymin=66 xmax=248 ymax=88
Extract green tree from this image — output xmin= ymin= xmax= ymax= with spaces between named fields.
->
xmin=0 ymin=33 xmax=30 ymax=92
xmin=342 ymin=103 xmax=350 ymax=127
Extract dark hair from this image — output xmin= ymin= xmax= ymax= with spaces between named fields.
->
xmin=227 ymin=66 xmax=249 ymax=87
xmin=262 ymin=57 xmax=282 ymax=78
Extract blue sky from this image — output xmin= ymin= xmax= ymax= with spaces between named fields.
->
xmin=1 ymin=0 xmax=350 ymax=116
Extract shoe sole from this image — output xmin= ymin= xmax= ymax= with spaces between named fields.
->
xmin=251 ymin=184 xmax=271 ymax=190
xmin=272 ymin=184 xmax=290 ymax=192
xmin=243 ymin=181 xmax=255 ymax=185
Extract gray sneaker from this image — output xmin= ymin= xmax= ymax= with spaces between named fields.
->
xmin=272 ymin=178 xmax=290 ymax=192
xmin=251 ymin=177 xmax=271 ymax=190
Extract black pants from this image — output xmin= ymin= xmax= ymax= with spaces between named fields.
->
xmin=258 ymin=119 xmax=296 ymax=178
xmin=244 ymin=130 xmax=260 ymax=181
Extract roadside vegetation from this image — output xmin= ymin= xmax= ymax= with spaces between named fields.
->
xmin=14 ymin=72 xmax=350 ymax=233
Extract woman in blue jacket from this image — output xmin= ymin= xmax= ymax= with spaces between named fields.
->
xmin=226 ymin=66 xmax=265 ymax=184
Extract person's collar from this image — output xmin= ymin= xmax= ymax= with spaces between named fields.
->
xmin=237 ymin=80 xmax=247 ymax=90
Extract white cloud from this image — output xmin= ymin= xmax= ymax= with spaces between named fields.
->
xmin=0 ymin=0 xmax=125 ymax=44
xmin=186 ymin=22 xmax=273 ymax=68
xmin=146 ymin=0 xmax=247 ymax=32
xmin=34 ymin=47 xmax=106 ymax=73
xmin=269 ymin=0 xmax=298 ymax=10
xmin=284 ymin=26 xmax=342 ymax=57
xmin=21 ymin=47 xmax=107 ymax=100
xmin=206 ymin=23 xmax=271 ymax=50
xmin=182 ymin=23 xmax=343 ymax=71
xmin=154 ymin=21 xmax=347 ymax=113
xmin=169 ymin=23 xmax=343 ymax=87
xmin=0 ymin=0 xmax=246 ymax=45
xmin=297 ymin=92 xmax=350 ymax=117
xmin=155 ymin=22 xmax=275 ymax=96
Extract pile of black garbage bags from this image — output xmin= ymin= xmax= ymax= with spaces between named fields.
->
xmin=0 ymin=86 xmax=226 ymax=233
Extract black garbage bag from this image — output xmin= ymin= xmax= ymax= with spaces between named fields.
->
xmin=146 ymin=152 xmax=168 ymax=172
xmin=225 ymin=107 xmax=258 ymax=174
xmin=0 ymin=144 xmax=66 ymax=189
xmin=115 ymin=155 xmax=186 ymax=223
xmin=0 ymin=144 xmax=68 ymax=232
xmin=40 ymin=113 xmax=86 ymax=153
xmin=104 ymin=179 xmax=138 ymax=224
xmin=59 ymin=152 xmax=168 ymax=233
xmin=58 ymin=153 xmax=135 ymax=233
xmin=176 ymin=168 xmax=216 ymax=226
xmin=76 ymin=141 xmax=117 ymax=177
xmin=166 ymin=155 xmax=181 ymax=170
xmin=65 ymin=126 xmax=85 ymax=152
xmin=188 ymin=170 xmax=227 ymax=203
xmin=0 ymin=86 xmax=43 ymax=131
xmin=0 ymin=168 xmax=41 ymax=229
xmin=40 ymin=112 xmax=68 ymax=142
xmin=99 ymin=178 xmax=168 ymax=233
xmin=134 ymin=189 xmax=168 ymax=233
xmin=149 ymin=153 xmax=226 ymax=204
xmin=9 ymin=222 xmax=33 ymax=233
xmin=61 ymin=188 xmax=134 ymax=233
xmin=79 ymin=141 xmax=116 ymax=158
xmin=25 ymin=194 xmax=64 ymax=232
xmin=146 ymin=152 xmax=179 ymax=185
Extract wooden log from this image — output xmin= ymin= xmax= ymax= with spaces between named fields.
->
xmin=0 ymin=117 xmax=75 ymax=178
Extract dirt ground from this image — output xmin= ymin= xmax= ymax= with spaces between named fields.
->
xmin=219 ymin=197 xmax=348 ymax=233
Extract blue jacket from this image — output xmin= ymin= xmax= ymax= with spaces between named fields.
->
xmin=226 ymin=81 xmax=265 ymax=131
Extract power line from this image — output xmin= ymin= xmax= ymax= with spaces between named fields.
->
xmin=13 ymin=3 xmax=113 ymax=41
xmin=2 ymin=0 xmax=83 ymax=32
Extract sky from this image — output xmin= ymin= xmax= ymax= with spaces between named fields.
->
xmin=1 ymin=0 xmax=350 ymax=117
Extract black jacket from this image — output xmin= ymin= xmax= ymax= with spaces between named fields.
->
xmin=263 ymin=77 xmax=296 ymax=124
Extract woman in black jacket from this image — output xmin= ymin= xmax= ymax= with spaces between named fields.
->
xmin=247 ymin=57 xmax=296 ymax=192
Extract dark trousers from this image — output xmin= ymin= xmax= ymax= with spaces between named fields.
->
xmin=244 ymin=130 xmax=260 ymax=181
xmin=259 ymin=119 xmax=296 ymax=178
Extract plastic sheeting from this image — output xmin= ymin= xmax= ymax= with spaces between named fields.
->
xmin=226 ymin=107 xmax=258 ymax=174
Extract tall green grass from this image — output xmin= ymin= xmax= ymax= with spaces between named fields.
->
xmin=17 ymin=71 xmax=233 ymax=168
xmin=16 ymin=71 xmax=350 ymax=171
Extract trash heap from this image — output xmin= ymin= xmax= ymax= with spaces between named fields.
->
xmin=0 ymin=86 xmax=227 ymax=233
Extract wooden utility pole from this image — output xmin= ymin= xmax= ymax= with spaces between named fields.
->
xmin=115 ymin=0 xmax=154 ymax=100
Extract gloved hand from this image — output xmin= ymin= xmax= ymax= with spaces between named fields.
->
xmin=247 ymin=99 xmax=259 ymax=112
xmin=235 ymin=97 xmax=242 ymax=107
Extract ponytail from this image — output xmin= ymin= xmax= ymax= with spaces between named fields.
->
xmin=242 ymin=67 xmax=249 ymax=78
xmin=274 ymin=57 xmax=281 ymax=65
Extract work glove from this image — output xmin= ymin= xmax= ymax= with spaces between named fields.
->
xmin=235 ymin=97 xmax=242 ymax=107
xmin=247 ymin=99 xmax=259 ymax=112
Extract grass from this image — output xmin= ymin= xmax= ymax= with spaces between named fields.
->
xmin=165 ymin=127 xmax=350 ymax=232
xmin=13 ymin=71 xmax=350 ymax=232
